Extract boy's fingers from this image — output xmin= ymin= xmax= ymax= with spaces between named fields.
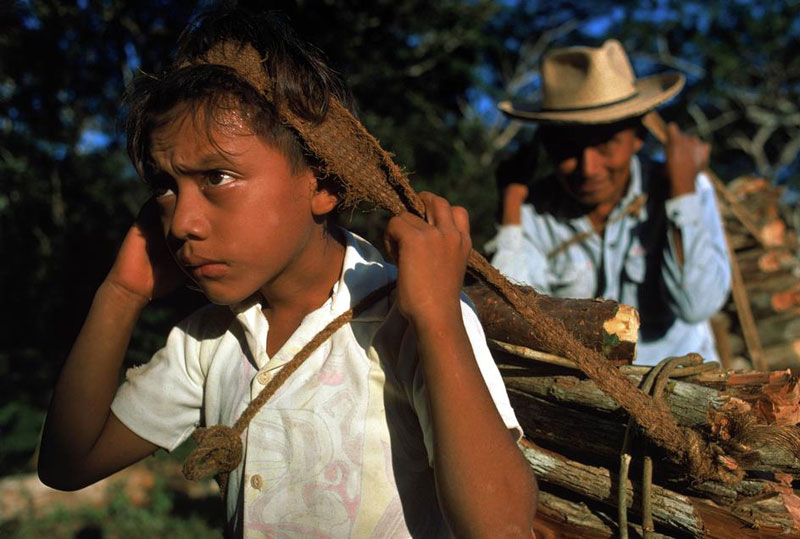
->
xmin=419 ymin=191 xmax=457 ymax=229
xmin=396 ymin=211 xmax=427 ymax=232
xmin=452 ymin=206 xmax=470 ymax=236
xmin=384 ymin=213 xmax=425 ymax=250
xmin=383 ymin=234 xmax=398 ymax=263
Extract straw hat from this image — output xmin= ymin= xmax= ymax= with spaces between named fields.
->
xmin=498 ymin=39 xmax=685 ymax=124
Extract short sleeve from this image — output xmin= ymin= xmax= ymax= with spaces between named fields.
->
xmin=111 ymin=321 xmax=205 ymax=452
xmin=408 ymin=296 xmax=523 ymax=466
xmin=460 ymin=298 xmax=522 ymax=440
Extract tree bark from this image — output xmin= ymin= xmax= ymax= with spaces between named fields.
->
xmin=465 ymin=281 xmax=639 ymax=364
xmin=726 ymin=311 xmax=800 ymax=350
xmin=520 ymin=441 xmax=798 ymax=537
xmin=736 ymin=247 xmax=798 ymax=276
xmin=762 ymin=341 xmax=800 ymax=370
xmin=500 ymin=364 xmax=721 ymax=427
xmin=507 ymin=387 xmax=800 ymax=476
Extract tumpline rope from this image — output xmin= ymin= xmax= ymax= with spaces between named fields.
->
xmin=179 ymin=41 xmax=742 ymax=491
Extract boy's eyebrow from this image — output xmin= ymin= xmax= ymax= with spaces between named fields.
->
xmin=186 ymin=152 xmax=238 ymax=170
xmin=152 ymin=150 xmax=239 ymax=175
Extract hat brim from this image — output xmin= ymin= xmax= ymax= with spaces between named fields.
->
xmin=498 ymin=73 xmax=685 ymax=125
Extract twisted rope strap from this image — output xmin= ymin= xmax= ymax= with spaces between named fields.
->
xmin=182 ymin=41 xmax=743 ymax=488
xmin=182 ymin=281 xmax=396 ymax=494
xmin=616 ymin=354 xmax=720 ymax=538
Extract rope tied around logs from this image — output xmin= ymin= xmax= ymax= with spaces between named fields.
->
xmin=173 ymin=39 xmax=746 ymax=490
xmin=617 ymin=354 xmax=740 ymax=539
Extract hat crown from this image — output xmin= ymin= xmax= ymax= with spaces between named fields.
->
xmin=541 ymin=39 xmax=637 ymax=111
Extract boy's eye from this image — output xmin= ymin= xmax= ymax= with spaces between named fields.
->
xmin=204 ymin=170 xmax=236 ymax=188
xmin=148 ymin=173 xmax=176 ymax=198
xmin=152 ymin=186 xmax=176 ymax=198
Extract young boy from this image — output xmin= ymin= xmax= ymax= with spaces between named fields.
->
xmin=38 ymin=7 xmax=536 ymax=537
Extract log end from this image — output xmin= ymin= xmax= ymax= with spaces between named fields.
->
xmin=602 ymin=304 xmax=640 ymax=349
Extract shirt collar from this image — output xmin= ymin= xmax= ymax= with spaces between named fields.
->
xmin=616 ymin=155 xmax=648 ymax=223
xmin=228 ymin=229 xmax=394 ymax=365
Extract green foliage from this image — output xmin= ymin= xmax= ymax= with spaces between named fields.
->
xmin=615 ymin=0 xmax=800 ymax=184
xmin=1 ymin=478 xmax=221 ymax=538
xmin=0 ymin=0 xmax=205 ymax=474
xmin=0 ymin=401 xmax=45 ymax=473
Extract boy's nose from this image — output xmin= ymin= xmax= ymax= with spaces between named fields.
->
xmin=169 ymin=191 xmax=208 ymax=241
xmin=581 ymin=146 xmax=604 ymax=179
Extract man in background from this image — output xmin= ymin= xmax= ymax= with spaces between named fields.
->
xmin=489 ymin=39 xmax=730 ymax=366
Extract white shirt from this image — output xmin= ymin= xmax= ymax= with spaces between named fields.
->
xmin=112 ymin=230 xmax=521 ymax=537
xmin=488 ymin=157 xmax=730 ymax=365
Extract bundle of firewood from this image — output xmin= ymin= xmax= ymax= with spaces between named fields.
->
xmin=718 ymin=176 xmax=800 ymax=371
xmin=466 ymin=282 xmax=800 ymax=537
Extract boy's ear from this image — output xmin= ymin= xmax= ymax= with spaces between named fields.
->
xmin=310 ymin=179 xmax=340 ymax=216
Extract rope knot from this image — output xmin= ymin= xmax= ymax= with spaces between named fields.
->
xmin=182 ymin=424 xmax=243 ymax=481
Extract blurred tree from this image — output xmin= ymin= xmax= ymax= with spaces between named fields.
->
xmin=257 ymin=0 xmax=509 ymax=247
xmin=488 ymin=0 xmax=800 ymax=191
xmin=0 ymin=0 xmax=204 ymax=473
xmin=619 ymin=0 xmax=800 ymax=187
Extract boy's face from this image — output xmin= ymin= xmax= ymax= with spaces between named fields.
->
xmin=543 ymin=124 xmax=643 ymax=208
xmin=147 ymin=107 xmax=333 ymax=305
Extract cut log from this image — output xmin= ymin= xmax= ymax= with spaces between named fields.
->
xmin=520 ymin=440 xmax=798 ymax=537
xmin=723 ymin=370 xmax=800 ymax=425
xmin=771 ymin=284 xmax=800 ymax=313
xmin=716 ymin=175 xmax=800 ymax=373
xmin=533 ymin=490 xmax=617 ymax=538
xmin=725 ymin=312 xmax=800 ymax=350
xmin=465 ymin=281 xmax=639 ymax=364
xmin=743 ymin=280 xmax=800 ymax=319
xmin=763 ymin=341 xmax=800 ymax=371
xmin=533 ymin=489 xmax=675 ymax=538
xmin=736 ymin=247 xmax=799 ymax=275
xmin=499 ymin=363 xmax=721 ymax=428
xmin=506 ymin=385 xmax=800 ymax=476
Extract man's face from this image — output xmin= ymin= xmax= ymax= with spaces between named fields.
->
xmin=146 ymin=106 xmax=323 ymax=305
xmin=543 ymin=124 xmax=643 ymax=208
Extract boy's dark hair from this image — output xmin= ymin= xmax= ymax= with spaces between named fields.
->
xmin=124 ymin=7 xmax=353 ymax=192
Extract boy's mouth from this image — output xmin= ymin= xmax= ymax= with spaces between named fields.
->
xmin=180 ymin=255 xmax=228 ymax=279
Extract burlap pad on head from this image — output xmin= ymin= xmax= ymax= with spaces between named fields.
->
xmin=182 ymin=41 xmax=740 ymax=487
xmin=197 ymin=42 xmax=423 ymax=217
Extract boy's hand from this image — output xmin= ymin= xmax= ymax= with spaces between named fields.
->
xmin=666 ymin=122 xmax=710 ymax=198
xmin=106 ymin=199 xmax=186 ymax=305
xmin=384 ymin=192 xmax=471 ymax=326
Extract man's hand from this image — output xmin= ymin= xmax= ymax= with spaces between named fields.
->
xmin=106 ymin=199 xmax=186 ymax=305
xmin=501 ymin=183 xmax=529 ymax=225
xmin=384 ymin=192 xmax=471 ymax=327
xmin=665 ymin=122 xmax=710 ymax=198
